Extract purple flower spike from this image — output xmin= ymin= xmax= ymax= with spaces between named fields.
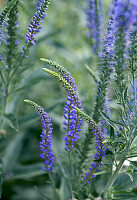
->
xmin=24 ymin=100 xmax=54 ymax=172
xmin=64 ymin=94 xmax=82 ymax=151
xmin=60 ymin=69 xmax=82 ymax=151
xmin=42 ymin=65 xmax=83 ymax=151
xmin=86 ymin=0 xmax=102 ymax=52
xmin=21 ymin=0 xmax=50 ymax=57
xmin=83 ymin=122 xmax=105 ymax=183
xmin=76 ymin=108 xmax=106 ymax=184
xmin=113 ymin=0 xmax=137 ymax=34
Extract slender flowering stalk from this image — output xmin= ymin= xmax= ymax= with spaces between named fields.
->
xmin=21 ymin=0 xmax=50 ymax=57
xmin=86 ymin=0 xmax=102 ymax=52
xmin=43 ymin=68 xmax=83 ymax=151
xmin=128 ymin=32 xmax=137 ymax=114
xmin=6 ymin=0 xmax=19 ymax=69
xmin=76 ymin=107 xmax=106 ymax=184
xmin=0 ymin=0 xmax=19 ymax=60
xmin=93 ymin=19 xmax=114 ymax=123
xmin=2 ymin=0 xmax=51 ymax=99
xmin=24 ymin=100 xmax=55 ymax=172
xmin=2 ymin=0 xmax=51 ymax=102
xmin=113 ymin=0 xmax=137 ymax=90
xmin=100 ymin=90 xmax=111 ymax=135
xmin=41 ymin=59 xmax=83 ymax=151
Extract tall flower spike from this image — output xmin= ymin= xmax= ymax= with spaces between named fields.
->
xmin=86 ymin=0 xmax=102 ymax=52
xmin=76 ymin=107 xmax=106 ymax=184
xmin=41 ymin=59 xmax=83 ymax=151
xmin=0 ymin=0 xmax=19 ymax=60
xmin=112 ymin=0 xmax=137 ymax=90
xmin=6 ymin=0 xmax=19 ymax=69
xmin=100 ymin=89 xmax=111 ymax=135
xmin=21 ymin=0 xmax=50 ymax=57
xmin=43 ymin=68 xmax=83 ymax=151
xmin=93 ymin=19 xmax=114 ymax=123
xmin=24 ymin=100 xmax=55 ymax=172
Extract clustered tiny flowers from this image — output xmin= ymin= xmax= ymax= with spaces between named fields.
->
xmin=21 ymin=0 xmax=50 ymax=57
xmin=83 ymin=122 xmax=106 ymax=184
xmin=25 ymin=100 xmax=55 ymax=172
xmin=64 ymin=94 xmax=82 ymax=151
xmin=61 ymin=69 xmax=83 ymax=151
xmin=86 ymin=0 xmax=102 ymax=52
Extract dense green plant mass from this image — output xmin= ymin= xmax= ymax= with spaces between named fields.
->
xmin=0 ymin=0 xmax=137 ymax=200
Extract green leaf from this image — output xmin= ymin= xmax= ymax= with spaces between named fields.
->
xmin=59 ymin=178 xmax=71 ymax=200
xmin=113 ymin=89 xmax=120 ymax=101
xmin=126 ymin=172 xmax=134 ymax=182
xmin=84 ymin=64 xmax=100 ymax=83
xmin=8 ymin=164 xmax=45 ymax=180
xmin=130 ymin=161 xmax=137 ymax=170
xmin=37 ymin=28 xmax=61 ymax=44
xmin=112 ymin=137 xmax=126 ymax=144
xmin=11 ymin=70 xmax=50 ymax=94
xmin=34 ymin=186 xmax=52 ymax=200
xmin=127 ymin=154 xmax=137 ymax=159
xmin=2 ymin=113 xmax=19 ymax=131
xmin=114 ymin=173 xmax=137 ymax=191
xmin=2 ymin=133 xmax=24 ymax=172
xmin=102 ymin=154 xmax=113 ymax=165
xmin=100 ymin=111 xmax=124 ymax=132
xmin=124 ymin=87 xmax=128 ymax=101
xmin=113 ymin=191 xmax=137 ymax=199
xmin=110 ymin=125 xmax=115 ymax=139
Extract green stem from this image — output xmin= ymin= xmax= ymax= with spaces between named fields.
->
xmin=0 ymin=71 xmax=6 ymax=85
xmin=69 ymin=151 xmax=74 ymax=181
xmin=49 ymin=173 xmax=60 ymax=200
xmin=68 ymin=151 xmax=76 ymax=199
xmin=103 ymin=142 xmax=130 ymax=199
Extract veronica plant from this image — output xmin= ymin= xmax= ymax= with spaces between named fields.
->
xmin=1 ymin=0 xmax=137 ymax=199
xmin=22 ymin=1 xmax=137 ymax=199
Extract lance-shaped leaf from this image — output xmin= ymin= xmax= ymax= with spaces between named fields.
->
xmin=2 ymin=133 xmax=24 ymax=172
xmin=84 ymin=64 xmax=100 ymax=83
